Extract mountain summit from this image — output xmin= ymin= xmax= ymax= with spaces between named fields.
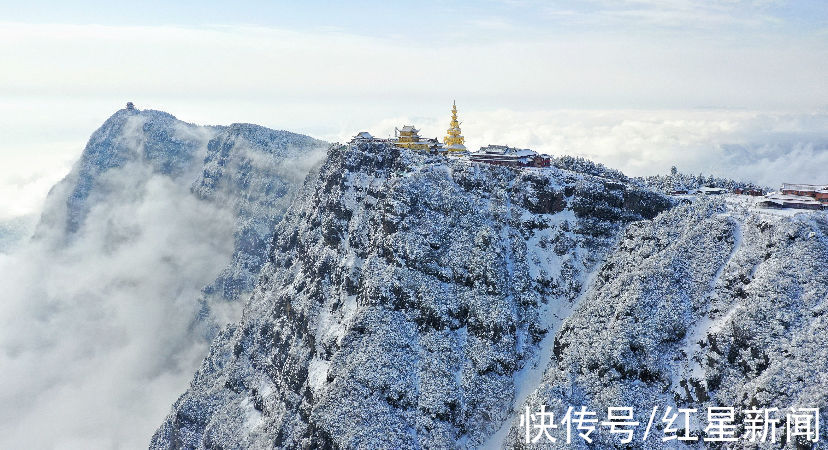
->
xmin=0 ymin=107 xmax=328 ymax=448
xmin=152 ymin=137 xmax=828 ymax=448
xmin=151 ymin=140 xmax=677 ymax=448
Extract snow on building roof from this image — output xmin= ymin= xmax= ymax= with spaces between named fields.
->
xmin=762 ymin=192 xmax=823 ymax=205
xmin=353 ymin=131 xmax=373 ymax=139
xmin=399 ymin=125 xmax=418 ymax=132
xmin=782 ymin=183 xmax=828 ymax=191
xmin=475 ymin=145 xmax=537 ymax=157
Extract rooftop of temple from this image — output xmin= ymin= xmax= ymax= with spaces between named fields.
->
xmin=352 ymin=131 xmax=374 ymax=141
xmin=347 ymin=101 xmax=552 ymax=167
xmin=393 ymin=125 xmax=442 ymax=152
xmin=469 ymin=145 xmax=551 ymax=168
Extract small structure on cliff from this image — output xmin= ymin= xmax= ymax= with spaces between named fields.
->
xmin=758 ymin=193 xmax=825 ymax=210
xmin=699 ymin=187 xmax=726 ymax=195
xmin=349 ymin=101 xmax=551 ymax=167
xmin=351 ymin=131 xmax=375 ymax=143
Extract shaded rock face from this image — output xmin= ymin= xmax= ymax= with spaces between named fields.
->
xmin=0 ymin=109 xmax=329 ymax=448
xmin=151 ymin=142 xmax=672 ymax=449
xmin=34 ymin=108 xmax=327 ymax=311
xmin=504 ymin=201 xmax=828 ymax=448
xmin=191 ymin=123 xmax=329 ymax=326
xmin=35 ymin=108 xmax=214 ymax=241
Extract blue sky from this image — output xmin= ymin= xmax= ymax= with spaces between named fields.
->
xmin=3 ymin=0 xmax=827 ymax=38
xmin=2 ymin=0 xmax=824 ymax=110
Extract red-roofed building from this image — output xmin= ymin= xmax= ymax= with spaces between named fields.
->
xmin=469 ymin=145 xmax=550 ymax=168
xmin=781 ymin=183 xmax=828 ymax=205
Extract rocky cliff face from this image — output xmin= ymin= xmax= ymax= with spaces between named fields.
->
xmin=34 ymin=107 xmax=327 ymax=312
xmin=193 ymin=123 xmax=327 ymax=298
xmin=35 ymin=109 xmax=214 ymax=241
xmin=503 ymin=200 xmax=828 ymax=448
xmin=191 ymin=122 xmax=329 ymax=333
xmin=0 ymin=108 xmax=329 ymax=448
xmin=151 ymin=141 xmax=672 ymax=448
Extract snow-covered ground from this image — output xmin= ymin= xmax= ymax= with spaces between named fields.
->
xmin=501 ymin=196 xmax=828 ymax=447
xmin=151 ymin=140 xmax=674 ymax=448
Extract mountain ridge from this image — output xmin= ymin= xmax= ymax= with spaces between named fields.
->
xmin=0 ymin=107 xmax=330 ymax=448
xmin=150 ymin=139 xmax=674 ymax=448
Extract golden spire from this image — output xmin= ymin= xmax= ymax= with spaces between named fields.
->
xmin=444 ymin=100 xmax=466 ymax=153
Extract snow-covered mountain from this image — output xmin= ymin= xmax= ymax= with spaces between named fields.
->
xmin=0 ymin=107 xmax=327 ymax=448
xmin=502 ymin=199 xmax=828 ymax=448
xmin=32 ymin=107 xmax=328 ymax=327
xmin=6 ymin=107 xmax=825 ymax=448
xmin=150 ymin=141 xmax=678 ymax=448
xmin=151 ymin=139 xmax=828 ymax=449
xmin=36 ymin=107 xmax=327 ymax=302
xmin=192 ymin=122 xmax=329 ymax=333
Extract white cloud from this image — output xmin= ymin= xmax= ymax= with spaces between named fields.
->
xmin=0 ymin=156 xmax=73 ymax=221
xmin=0 ymin=162 xmax=237 ymax=448
xmin=0 ymin=106 xmax=332 ymax=448
xmin=557 ymin=0 xmax=788 ymax=28
xmin=0 ymin=21 xmax=824 ymax=218
xmin=346 ymin=109 xmax=828 ymax=186
xmin=0 ymin=22 xmax=824 ymax=105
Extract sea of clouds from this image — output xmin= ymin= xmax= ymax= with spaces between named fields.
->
xmin=354 ymin=108 xmax=828 ymax=188
xmin=0 ymin=163 xmax=237 ymax=448
xmin=4 ymin=108 xmax=826 ymax=230
xmin=0 ymin=107 xmax=333 ymax=447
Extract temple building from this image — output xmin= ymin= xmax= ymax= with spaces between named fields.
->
xmin=469 ymin=145 xmax=551 ymax=168
xmin=781 ymin=183 xmax=828 ymax=205
xmin=759 ymin=183 xmax=828 ymax=210
xmin=394 ymin=125 xmax=440 ymax=152
xmin=443 ymin=101 xmax=467 ymax=154
xmin=350 ymin=131 xmax=375 ymax=143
